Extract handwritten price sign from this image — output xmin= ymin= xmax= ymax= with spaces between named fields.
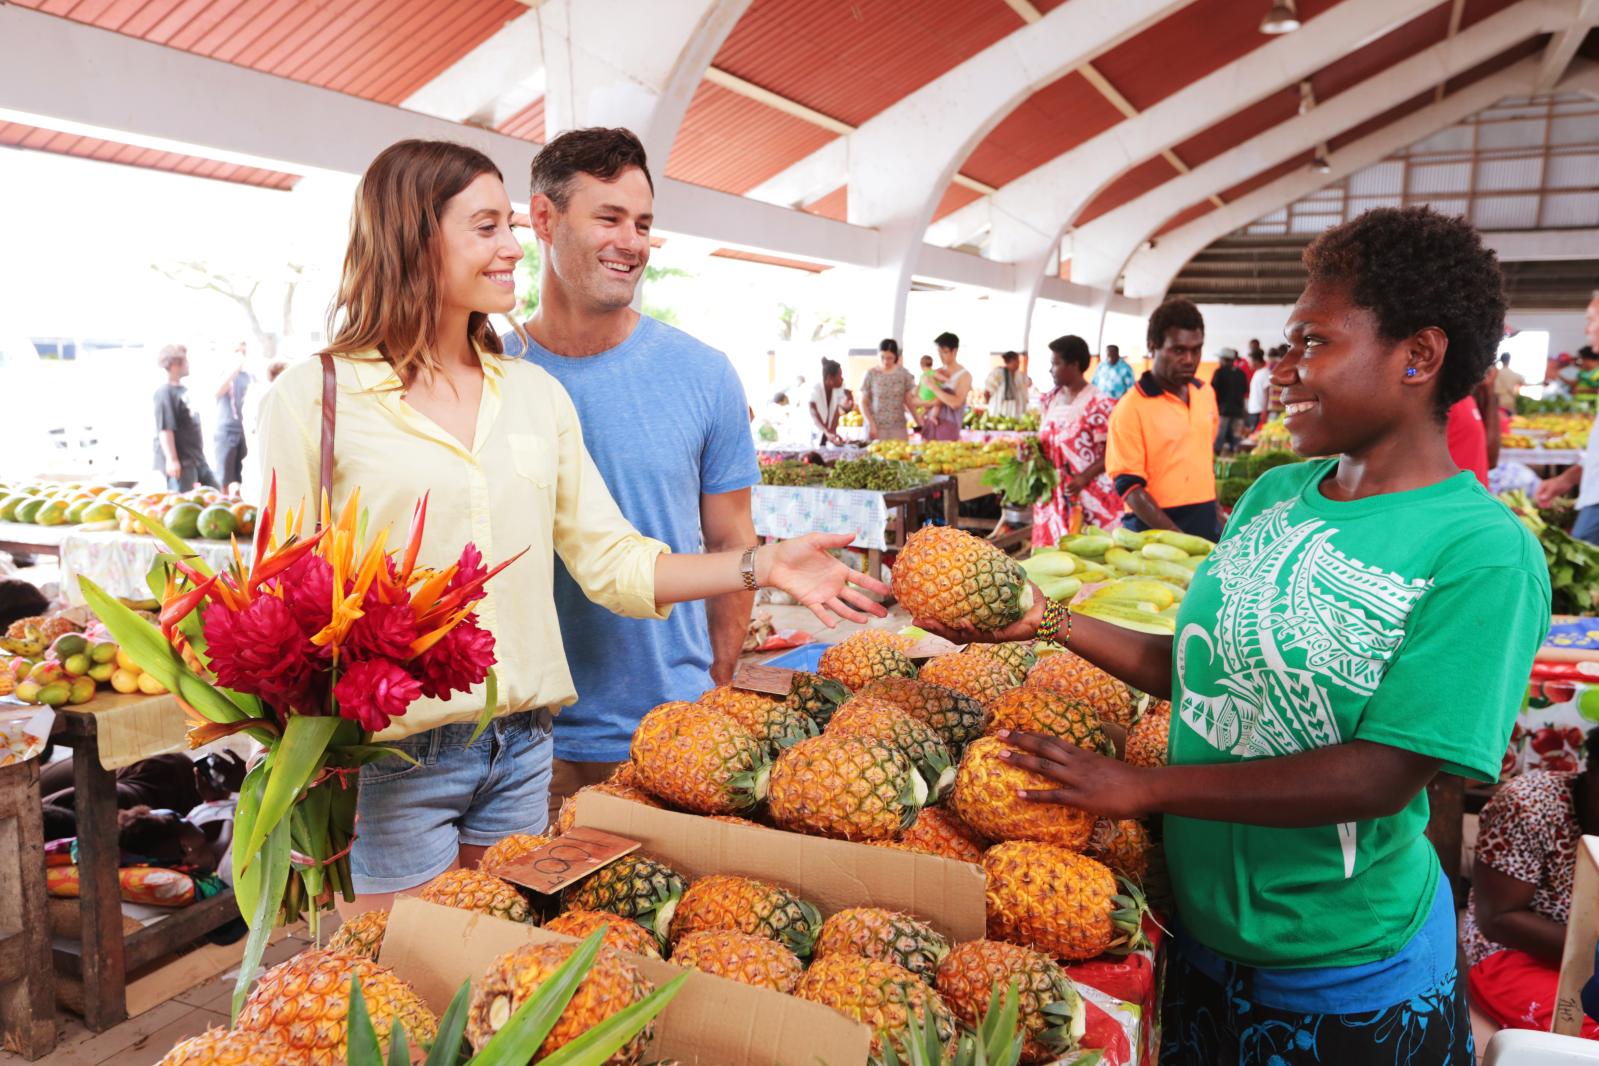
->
xmin=490 ymin=827 xmax=641 ymax=895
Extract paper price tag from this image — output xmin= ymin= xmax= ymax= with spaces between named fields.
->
xmin=733 ymin=664 xmax=796 ymax=696
xmin=491 ymin=828 xmax=640 ymax=895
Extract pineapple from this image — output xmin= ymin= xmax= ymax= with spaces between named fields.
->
xmin=418 ymin=868 xmax=531 ymax=923
xmin=986 ymin=687 xmax=1110 ymax=754
xmin=795 ymin=954 xmax=957 ymax=1062
xmin=157 ymin=1028 xmax=295 ymax=1066
xmin=873 ymin=807 xmax=989 ymax=864
xmin=935 ymin=940 xmax=1084 ymax=1065
xmin=1085 ymin=818 xmax=1152 ymax=883
xmin=984 ymin=840 xmax=1149 ymax=960
xmin=562 ymin=855 xmax=687 ymax=949
xmin=918 ymin=653 xmax=1017 ymax=707
xmin=963 ymin=641 xmax=1036 ymax=684
xmin=891 ymin=526 xmax=1031 ymax=631
xmin=827 ymin=697 xmax=955 ymax=801
xmin=950 ymin=736 xmax=1094 ymax=850
xmin=667 ymin=874 xmax=823 ymax=958
xmin=608 ymin=760 xmax=645 ymax=788
xmin=768 ymin=734 xmax=926 ymax=841
xmin=856 ymin=677 xmax=989 ymax=754
xmin=782 ymin=670 xmax=852 ymax=728
xmin=629 ymin=702 xmax=770 ymax=814
xmin=479 ymin=832 xmax=555 ymax=874
xmin=669 ymin=929 xmax=805 ymax=992
xmin=467 ymin=942 xmax=654 ymax=1064
xmin=236 ymin=949 xmax=436 ymax=1066
xmin=814 ymin=907 xmax=951 ymax=984
xmin=697 ymin=684 xmax=819 ymax=757
xmin=556 ymin=781 xmax=661 ymax=835
xmin=819 ymin=633 xmax=919 ymax=690
xmin=1026 ymin=653 xmax=1135 ymax=726
xmin=1124 ymin=700 xmax=1170 ymax=768
xmin=544 ymin=909 xmax=664 ymax=959
xmin=325 ymin=909 xmax=388 ymax=961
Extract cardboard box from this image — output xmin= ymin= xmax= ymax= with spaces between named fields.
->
xmin=1553 ymin=834 xmax=1599 ymax=1035
xmin=381 ymin=897 xmax=870 ymax=1065
xmin=378 ymin=791 xmax=990 ymax=1065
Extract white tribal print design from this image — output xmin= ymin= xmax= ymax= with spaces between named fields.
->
xmin=1175 ymin=499 xmax=1433 ymax=876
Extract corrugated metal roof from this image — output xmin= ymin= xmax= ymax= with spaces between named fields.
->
xmin=0 ymin=120 xmax=299 ymax=189
xmin=1173 ymin=87 xmax=1301 ymax=169
xmin=1155 ymin=201 xmax=1214 ymax=237
xmin=931 ymin=182 xmax=984 ymax=222
xmin=961 ymin=70 xmax=1126 ymax=189
xmin=12 ymin=0 xmax=525 ymax=106
xmin=1090 ymin=0 xmax=1340 ymax=113
xmin=802 ymin=185 xmax=848 ymax=221
xmin=1074 ymin=155 xmax=1181 ymax=227
xmin=709 ymin=0 xmax=1023 ymax=128
xmin=666 ymin=81 xmax=837 ymax=194
xmin=1311 ymin=3 xmax=1452 ymax=101
xmin=498 ymin=97 xmax=546 ymax=144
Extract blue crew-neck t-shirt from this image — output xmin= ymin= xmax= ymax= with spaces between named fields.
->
xmin=513 ymin=316 xmax=760 ymax=761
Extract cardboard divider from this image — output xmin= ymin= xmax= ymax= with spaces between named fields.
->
xmin=571 ymin=792 xmax=989 ymax=943
xmin=380 ymin=895 xmax=872 ymax=1065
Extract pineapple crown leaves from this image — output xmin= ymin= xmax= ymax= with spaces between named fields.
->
xmin=729 ymin=760 xmax=774 ymax=809
xmin=1036 ymin=989 xmax=1088 ymax=1055
xmin=878 ymin=981 xmax=1028 ymax=1066
xmin=344 ymin=930 xmax=688 ymax=1066
xmin=897 ymin=772 xmax=930 ymax=829
xmin=1107 ymin=876 xmax=1156 ymax=955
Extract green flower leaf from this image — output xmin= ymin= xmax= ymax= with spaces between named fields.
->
xmin=467 ymin=666 xmax=498 ymax=747
xmin=230 ymin=815 xmax=291 ymax=1022
xmin=236 ymin=715 xmax=341 ymax=877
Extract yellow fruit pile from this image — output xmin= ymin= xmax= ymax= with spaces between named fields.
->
xmin=867 ymin=439 xmax=1017 ymax=474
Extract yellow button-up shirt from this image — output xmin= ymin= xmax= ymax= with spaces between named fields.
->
xmin=254 ymin=349 xmax=670 ymax=740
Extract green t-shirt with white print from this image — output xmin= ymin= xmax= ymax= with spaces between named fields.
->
xmin=1166 ymin=458 xmax=1549 ymax=969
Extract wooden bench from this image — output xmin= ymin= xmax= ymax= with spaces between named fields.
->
xmin=0 ymin=758 xmax=56 ymax=1059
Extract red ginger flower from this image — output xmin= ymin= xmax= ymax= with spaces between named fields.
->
xmin=345 ymin=595 xmax=421 ymax=662
xmin=447 ymin=543 xmax=488 ymax=600
xmin=411 ymin=614 xmax=496 ymax=700
xmin=335 ymin=659 xmax=422 ymax=733
xmin=279 ymin=552 xmax=335 ymax=640
xmin=202 ymin=595 xmax=315 ymax=712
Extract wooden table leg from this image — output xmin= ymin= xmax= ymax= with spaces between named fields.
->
xmin=0 ymin=760 xmax=56 ymax=1059
xmin=942 ymin=477 xmax=960 ymax=529
xmin=73 ymin=740 xmax=127 ymax=1031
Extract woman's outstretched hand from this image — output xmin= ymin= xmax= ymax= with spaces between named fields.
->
xmin=910 ymin=581 xmax=1048 ymax=645
xmin=762 ymin=533 xmax=891 ymax=627
xmin=997 ymin=729 xmax=1158 ymax=819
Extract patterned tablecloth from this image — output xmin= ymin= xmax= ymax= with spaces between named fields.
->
xmin=1509 ymin=679 xmax=1599 ymax=776
xmin=59 ymin=531 xmax=250 ymax=604
xmin=752 ymin=485 xmax=894 ymax=551
xmin=56 ymin=691 xmax=192 ymax=771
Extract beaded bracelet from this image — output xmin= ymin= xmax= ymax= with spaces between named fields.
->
xmin=1036 ymin=599 xmax=1070 ymax=644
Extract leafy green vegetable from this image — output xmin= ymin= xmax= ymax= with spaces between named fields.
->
xmin=981 ymin=440 xmax=1058 ymax=507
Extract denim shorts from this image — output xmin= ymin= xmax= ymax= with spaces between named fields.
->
xmin=350 ymin=711 xmax=553 ymax=894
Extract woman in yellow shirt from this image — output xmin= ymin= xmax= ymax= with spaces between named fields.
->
xmin=256 ymin=139 xmax=886 ymax=905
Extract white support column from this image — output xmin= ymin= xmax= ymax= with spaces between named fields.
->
xmin=830 ymin=0 xmax=1195 ymax=346
xmin=1120 ymin=58 xmax=1599 ymax=298
xmin=535 ymin=0 xmax=751 ymax=163
xmin=1535 ymin=0 xmax=1599 ymax=93
xmin=1066 ymin=0 xmax=1568 ymax=291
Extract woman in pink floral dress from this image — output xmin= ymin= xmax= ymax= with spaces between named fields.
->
xmin=1033 ymin=335 xmax=1122 ymax=546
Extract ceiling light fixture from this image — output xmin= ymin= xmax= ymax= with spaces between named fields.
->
xmin=1260 ymin=0 xmax=1301 ymax=34
xmin=1312 ymin=156 xmax=1332 ymax=174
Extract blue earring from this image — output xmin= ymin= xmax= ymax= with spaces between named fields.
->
xmin=1405 ymin=368 xmax=1417 ymax=378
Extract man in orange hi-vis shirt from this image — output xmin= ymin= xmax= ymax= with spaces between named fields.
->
xmin=1106 ymin=298 xmax=1224 ymax=542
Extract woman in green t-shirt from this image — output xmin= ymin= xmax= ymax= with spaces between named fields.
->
xmin=919 ymin=207 xmax=1550 ymax=1065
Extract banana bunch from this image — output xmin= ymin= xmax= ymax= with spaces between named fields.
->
xmin=1020 ymin=525 xmax=1215 ymax=633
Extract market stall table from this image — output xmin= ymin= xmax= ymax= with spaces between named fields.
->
xmin=0 ymin=521 xmax=72 ymax=561
xmin=47 ymin=692 xmax=239 ymax=1031
xmin=752 ymin=477 xmax=959 ymax=588
xmin=1501 ymin=447 xmax=1582 ymax=469
xmin=59 ymin=529 xmax=249 ymax=604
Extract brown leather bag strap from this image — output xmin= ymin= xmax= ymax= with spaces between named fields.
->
xmin=317 ymin=352 xmax=337 ymax=532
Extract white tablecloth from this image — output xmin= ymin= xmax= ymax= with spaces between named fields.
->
xmin=59 ymin=531 xmax=251 ymax=603
xmin=752 ymin=486 xmax=892 ymax=551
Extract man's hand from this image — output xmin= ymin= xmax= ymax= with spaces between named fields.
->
xmin=996 ymin=729 xmax=1159 ymax=819
xmin=1064 ymin=471 xmax=1091 ymax=495
xmin=911 ymin=581 xmax=1048 ymax=645
xmin=165 ymin=457 xmax=182 ymax=479
xmin=1535 ymin=468 xmax=1579 ymax=509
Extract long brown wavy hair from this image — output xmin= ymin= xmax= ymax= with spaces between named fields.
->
xmin=325 ymin=139 xmax=511 ymax=386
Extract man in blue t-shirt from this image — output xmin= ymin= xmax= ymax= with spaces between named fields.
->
xmin=513 ymin=128 xmax=760 ymax=821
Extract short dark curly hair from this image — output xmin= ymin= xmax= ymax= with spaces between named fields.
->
xmin=530 ymin=127 xmax=653 ymax=210
xmin=1303 ymin=206 xmax=1506 ymax=418
xmin=1048 ymin=334 xmax=1091 ymax=373
xmin=1146 ymin=299 xmax=1204 ymax=352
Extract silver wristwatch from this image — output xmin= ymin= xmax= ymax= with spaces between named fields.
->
xmin=740 ymin=546 xmax=761 ymax=591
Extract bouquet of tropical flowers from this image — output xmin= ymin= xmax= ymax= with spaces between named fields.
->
xmin=79 ymin=477 xmax=521 ymax=1016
